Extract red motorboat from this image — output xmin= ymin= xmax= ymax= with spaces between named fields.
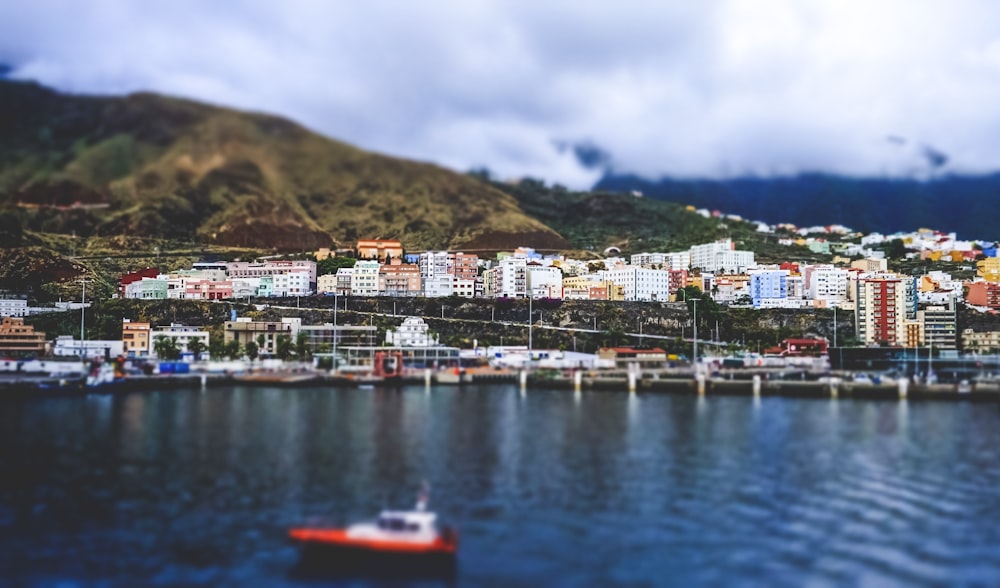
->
xmin=289 ymin=494 xmax=457 ymax=572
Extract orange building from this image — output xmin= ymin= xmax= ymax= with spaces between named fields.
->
xmin=357 ymin=239 xmax=404 ymax=260
xmin=122 ymin=319 xmax=152 ymax=357
xmin=0 ymin=317 xmax=46 ymax=356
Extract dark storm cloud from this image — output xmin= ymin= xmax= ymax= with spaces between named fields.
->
xmin=2 ymin=0 xmax=999 ymax=187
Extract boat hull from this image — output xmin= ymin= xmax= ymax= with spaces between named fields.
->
xmin=292 ymin=540 xmax=455 ymax=579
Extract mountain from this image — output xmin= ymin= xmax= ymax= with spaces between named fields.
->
xmin=0 ymin=80 xmax=567 ymax=251
xmin=596 ymin=172 xmax=1000 ymax=241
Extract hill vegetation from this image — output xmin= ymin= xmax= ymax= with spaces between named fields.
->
xmin=0 ymin=80 xmax=566 ymax=253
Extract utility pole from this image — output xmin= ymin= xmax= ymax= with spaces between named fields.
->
xmin=333 ymin=292 xmax=338 ymax=373
xmin=528 ymin=296 xmax=533 ymax=353
xmin=77 ymin=278 xmax=91 ymax=357
xmin=692 ymin=299 xmax=699 ymax=364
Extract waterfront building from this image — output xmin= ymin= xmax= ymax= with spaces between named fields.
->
xmin=597 ymin=347 xmax=668 ymax=369
xmin=298 ymin=323 xmax=378 ymax=354
xmin=854 ymin=278 xmax=907 ymax=346
xmin=962 ymin=328 xmax=1000 ymax=353
xmin=122 ymin=319 xmax=152 ymax=357
xmin=51 ymin=335 xmax=124 ymax=358
xmin=919 ymin=302 xmax=958 ymax=351
xmin=150 ymin=324 xmax=211 ymax=358
xmin=0 ymin=317 xmax=46 ymax=356
xmin=223 ymin=318 xmax=292 ymax=356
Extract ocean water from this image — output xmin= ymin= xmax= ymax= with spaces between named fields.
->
xmin=1 ymin=385 xmax=999 ymax=586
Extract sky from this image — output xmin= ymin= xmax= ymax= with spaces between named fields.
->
xmin=2 ymin=0 xmax=999 ymax=188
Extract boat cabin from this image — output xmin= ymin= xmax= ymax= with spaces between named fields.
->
xmin=376 ymin=511 xmax=437 ymax=534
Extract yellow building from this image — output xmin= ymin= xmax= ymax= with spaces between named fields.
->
xmin=977 ymin=257 xmax=1000 ymax=282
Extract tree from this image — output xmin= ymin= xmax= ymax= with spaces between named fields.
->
xmin=187 ymin=337 xmax=206 ymax=361
xmin=224 ymin=340 xmax=241 ymax=360
xmin=245 ymin=341 xmax=259 ymax=361
xmin=295 ymin=331 xmax=309 ymax=360
xmin=153 ymin=335 xmax=180 ymax=360
xmin=275 ymin=334 xmax=292 ymax=360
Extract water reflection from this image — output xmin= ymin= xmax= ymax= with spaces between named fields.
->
xmin=0 ymin=387 xmax=999 ymax=586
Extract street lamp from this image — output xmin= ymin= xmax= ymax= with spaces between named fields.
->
xmin=678 ymin=289 xmax=698 ymax=363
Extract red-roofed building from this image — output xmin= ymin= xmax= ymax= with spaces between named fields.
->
xmin=119 ymin=268 xmax=160 ymax=298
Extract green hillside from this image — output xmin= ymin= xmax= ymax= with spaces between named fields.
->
xmin=0 ymin=80 xmax=567 ymax=252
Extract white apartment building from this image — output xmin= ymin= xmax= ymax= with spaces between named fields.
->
xmin=601 ymin=267 xmax=672 ymax=301
xmin=804 ymin=265 xmax=849 ymax=304
xmin=226 ymin=260 xmax=317 ymax=287
xmin=272 ymin=271 xmax=311 ymax=297
xmin=485 ymin=257 xmax=527 ymax=298
xmin=689 ymin=239 xmax=755 ymax=273
xmin=350 ymin=261 xmax=381 ymax=296
xmin=420 ymin=251 xmax=453 ymax=297
xmin=527 ymin=265 xmax=563 ymax=298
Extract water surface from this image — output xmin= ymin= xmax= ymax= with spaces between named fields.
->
xmin=2 ymin=385 xmax=999 ymax=586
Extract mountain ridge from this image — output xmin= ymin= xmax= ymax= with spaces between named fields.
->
xmin=0 ymin=80 xmax=568 ymax=252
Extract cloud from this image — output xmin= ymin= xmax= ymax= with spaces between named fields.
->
xmin=2 ymin=0 xmax=1000 ymax=188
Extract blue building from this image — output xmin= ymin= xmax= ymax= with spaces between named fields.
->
xmin=749 ymin=269 xmax=789 ymax=309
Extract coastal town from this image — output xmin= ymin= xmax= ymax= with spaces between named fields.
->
xmin=3 ymin=212 xmax=1000 ymax=395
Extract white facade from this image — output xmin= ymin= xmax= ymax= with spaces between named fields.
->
xmin=51 ymin=336 xmax=124 ymax=358
xmin=805 ymin=265 xmax=849 ymax=303
xmin=601 ymin=267 xmax=672 ymax=301
xmin=489 ymin=257 xmax=527 ymax=298
xmin=526 ymin=265 xmax=563 ymax=298
xmin=385 ymin=317 xmax=438 ymax=347
xmin=0 ymin=298 xmax=28 ymax=317
xmin=420 ymin=251 xmax=453 ymax=297
xmin=351 ymin=261 xmax=381 ymax=296
xmin=272 ymin=270 xmax=311 ymax=296
xmin=689 ymin=239 xmax=755 ymax=273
